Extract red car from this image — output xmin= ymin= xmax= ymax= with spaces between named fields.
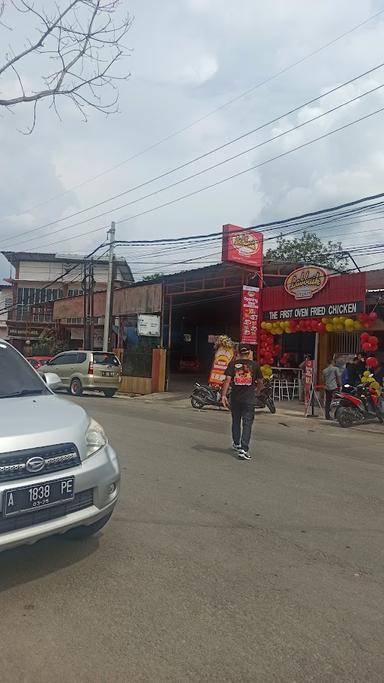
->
xmin=27 ymin=355 xmax=53 ymax=370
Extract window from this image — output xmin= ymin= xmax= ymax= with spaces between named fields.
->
xmin=0 ymin=344 xmax=48 ymax=398
xmin=77 ymin=353 xmax=87 ymax=363
xmin=93 ymin=353 xmax=120 ymax=367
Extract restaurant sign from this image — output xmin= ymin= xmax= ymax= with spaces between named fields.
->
xmin=284 ymin=266 xmax=328 ymax=300
xmin=222 ymin=224 xmax=263 ymax=268
xmin=262 ymin=272 xmax=366 ymax=321
xmin=240 ymin=285 xmax=259 ymax=344
xmin=264 ymin=301 xmax=364 ymax=321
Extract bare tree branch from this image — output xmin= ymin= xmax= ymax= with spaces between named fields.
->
xmin=0 ymin=0 xmax=132 ymax=130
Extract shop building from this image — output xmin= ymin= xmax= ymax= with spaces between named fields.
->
xmin=51 ymin=221 xmax=384 ymax=394
xmin=2 ymin=251 xmax=132 ymax=350
xmin=0 ymin=284 xmax=12 ymax=340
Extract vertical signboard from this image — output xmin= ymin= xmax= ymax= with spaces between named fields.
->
xmin=208 ymin=345 xmax=235 ymax=386
xmin=304 ymin=358 xmax=314 ymax=410
xmin=241 ymin=285 xmax=260 ymax=345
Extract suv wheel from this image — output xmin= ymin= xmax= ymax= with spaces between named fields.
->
xmin=104 ymin=389 xmax=116 ymax=398
xmin=63 ymin=512 xmax=113 ymax=539
xmin=70 ymin=378 xmax=83 ymax=396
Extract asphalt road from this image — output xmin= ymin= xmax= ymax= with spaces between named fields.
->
xmin=1 ymin=395 xmax=384 ymax=682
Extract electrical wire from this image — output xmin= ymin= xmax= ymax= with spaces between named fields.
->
xmin=3 ymin=65 xmax=384 ymax=250
xmin=3 ymin=5 xmax=383 ymax=222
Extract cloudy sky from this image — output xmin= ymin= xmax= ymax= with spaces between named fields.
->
xmin=1 ymin=0 xmax=384 ymax=280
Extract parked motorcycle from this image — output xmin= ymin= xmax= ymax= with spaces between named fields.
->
xmin=191 ymin=378 xmax=276 ymax=413
xmin=255 ymin=377 xmax=276 ymax=414
xmin=332 ymin=383 xmax=384 ymax=428
xmin=190 ymin=383 xmax=228 ymax=410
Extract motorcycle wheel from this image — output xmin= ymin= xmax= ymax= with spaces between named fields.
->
xmin=266 ymin=397 xmax=276 ymax=414
xmin=191 ymin=396 xmax=204 ymax=409
xmin=337 ymin=406 xmax=357 ymax=428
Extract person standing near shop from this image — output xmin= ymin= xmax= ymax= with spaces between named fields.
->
xmin=221 ymin=344 xmax=263 ymax=460
xmin=323 ymin=357 xmax=341 ymax=420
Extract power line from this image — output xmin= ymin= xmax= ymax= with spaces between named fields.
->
xmin=3 ymin=63 xmax=384 ymax=250
xmin=3 ymin=6 xmax=383 ymax=222
xmin=6 ymin=99 xmax=384 ymax=256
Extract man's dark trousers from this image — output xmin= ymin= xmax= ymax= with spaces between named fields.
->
xmin=325 ymin=389 xmax=334 ymax=419
xmin=231 ymin=400 xmax=255 ymax=451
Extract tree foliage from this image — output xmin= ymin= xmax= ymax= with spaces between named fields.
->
xmin=142 ymin=273 xmax=164 ymax=281
xmin=265 ymin=231 xmax=349 ymax=270
xmin=0 ymin=0 xmax=132 ymax=131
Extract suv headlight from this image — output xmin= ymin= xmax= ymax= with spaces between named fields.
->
xmin=85 ymin=418 xmax=107 ymax=458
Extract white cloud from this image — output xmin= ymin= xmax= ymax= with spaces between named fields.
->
xmin=1 ymin=0 xmax=384 ymax=279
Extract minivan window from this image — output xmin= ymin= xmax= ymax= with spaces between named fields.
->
xmin=93 ymin=353 xmax=120 ymax=367
xmin=77 ymin=353 xmax=87 ymax=363
xmin=0 ymin=344 xmax=48 ymax=398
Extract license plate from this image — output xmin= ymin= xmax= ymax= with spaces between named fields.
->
xmin=102 ymin=371 xmax=114 ymax=377
xmin=3 ymin=477 xmax=75 ymax=517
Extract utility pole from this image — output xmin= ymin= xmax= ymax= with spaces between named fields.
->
xmin=103 ymin=222 xmax=116 ymax=351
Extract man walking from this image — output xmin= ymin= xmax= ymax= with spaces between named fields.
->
xmin=222 ymin=344 xmax=263 ymax=460
xmin=323 ymin=357 xmax=341 ymax=420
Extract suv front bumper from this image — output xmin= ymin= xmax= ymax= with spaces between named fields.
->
xmin=0 ymin=444 xmax=120 ymax=552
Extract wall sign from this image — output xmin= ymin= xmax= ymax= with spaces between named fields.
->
xmin=264 ymin=301 xmax=364 ymax=321
xmin=137 ymin=314 xmax=161 ymax=337
xmin=222 ymin=224 xmax=263 ymax=268
xmin=284 ymin=266 xmax=328 ymax=300
xmin=240 ymin=285 xmax=259 ymax=344
xmin=262 ymin=272 xmax=366 ymax=321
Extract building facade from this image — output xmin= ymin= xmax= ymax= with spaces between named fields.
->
xmin=0 ymin=284 xmax=12 ymax=340
xmin=2 ymin=251 xmax=133 ymax=350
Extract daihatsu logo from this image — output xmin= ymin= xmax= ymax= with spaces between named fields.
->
xmin=26 ymin=456 xmax=45 ymax=473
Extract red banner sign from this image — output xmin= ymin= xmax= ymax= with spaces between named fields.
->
xmin=304 ymin=359 xmax=314 ymax=409
xmin=209 ymin=346 xmax=235 ymax=386
xmin=222 ymin=224 xmax=263 ymax=267
xmin=241 ymin=285 xmax=260 ymax=345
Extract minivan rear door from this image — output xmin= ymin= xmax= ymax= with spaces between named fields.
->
xmin=92 ymin=352 xmax=121 ymax=380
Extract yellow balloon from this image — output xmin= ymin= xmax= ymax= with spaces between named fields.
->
xmin=332 ymin=317 xmax=339 ymax=325
xmin=371 ymin=381 xmax=380 ymax=391
xmin=265 ymin=322 xmax=272 ymax=331
xmin=261 ymin=321 xmax=267 ymax=329
xmin=326 ymin=324 xmax=334 ymax=332
xmin=353 ymin=321 xmax=362 ymax=330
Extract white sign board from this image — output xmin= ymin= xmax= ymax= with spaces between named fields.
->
xmin=137 ymin=314 xmax=161 ymax=337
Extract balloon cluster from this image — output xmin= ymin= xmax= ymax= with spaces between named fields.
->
xmin=259 ymin=331 xmax=275 ymax=365
xmin=261 ymin=364 xmax=273 ymax=379
xmin=357 ymin=311 xmax=378 ymax=328
xmin=361 ymin=370 xmax=381 ymax=395
xmin=261 ymin=311 xmax=378 ymax=335
xmin=360 ymin=332 xmax=379 ymax=354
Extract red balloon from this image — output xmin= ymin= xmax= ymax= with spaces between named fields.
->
xmin=361 ymin=332 xmax=370 ymax=342
xmin=369 ymin=335 xmax=378 ymax=345
xmin=369 ymin=311 xmax=378 ymax=321
xmin=362 ymin=342 xmax=372 ymax=352
xmin=317 ymin=322 xmax=326 ymax=333
xmin=366 ymin=356 xmax=378 ymax=368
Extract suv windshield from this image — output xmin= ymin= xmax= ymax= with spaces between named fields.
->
xmin=0 ymin=343 xmax=48 ymax=398
xmin=93 ymin=353 xmax=120 ymax=367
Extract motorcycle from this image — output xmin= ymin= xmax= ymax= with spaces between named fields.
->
xmin=190 ymin=383 xmax=228 ymax=410
xmin=255 ymin=377 xmax=276 ymax=414
xmin=190 ymin=378 xmax=276 ymax=413
xmin=332 ymin=383 xmax=384 ymax=428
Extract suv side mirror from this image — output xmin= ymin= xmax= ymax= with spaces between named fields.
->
xmin=43 ymin=372 xmax=61 ymax=391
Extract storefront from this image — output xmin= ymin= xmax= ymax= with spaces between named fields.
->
xmin=261 ymin=267 xmax=383 ymax=378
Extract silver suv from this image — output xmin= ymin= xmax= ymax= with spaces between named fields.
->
xmin=0 ymin=341 xmax=120 ymax=553
xmin=40 ymin=350 xmax=122 ymax=397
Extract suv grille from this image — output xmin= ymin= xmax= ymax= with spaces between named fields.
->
xmin=0 ymin=489 xmax=93 ymax=534
xmin=0 ymin=443 xmax=81 ymax=482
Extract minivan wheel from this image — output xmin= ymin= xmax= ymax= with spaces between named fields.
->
xmin=104 ymin=389 xmax=116 ymax=398
xmin=63 ymin=512 xmax=113 ymax=539
xmin=70 ymin=378 xmax=83 ymax=396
